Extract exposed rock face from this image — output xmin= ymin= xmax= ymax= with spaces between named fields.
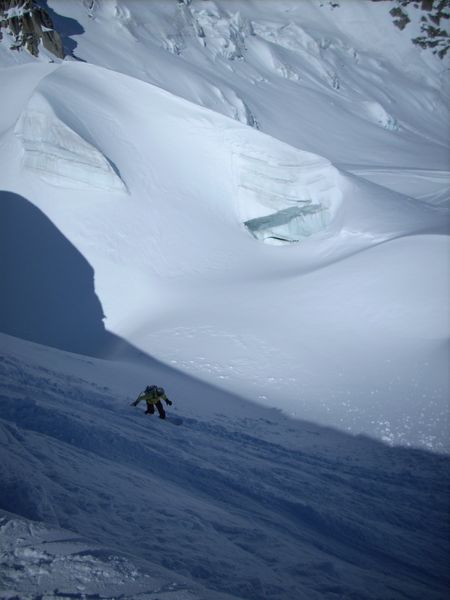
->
xmin=371 ymin=0 xmax=450 ymax=59
xmin=0 ymin=0 xmax=64 ymax=58
xmin=412 ymin=0 xmax=450 ymax=59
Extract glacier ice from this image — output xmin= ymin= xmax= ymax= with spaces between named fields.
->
xmin=231 ymin=141 xmax=341 ymax=245
xmin=14 ymin=93 xmax=127 ymax=192
xmin=245 ymin=202 xmax=330 ymax=244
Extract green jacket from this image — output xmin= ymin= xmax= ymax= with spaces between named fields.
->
xmin=134 ymin=388 xmax=170 ymax=406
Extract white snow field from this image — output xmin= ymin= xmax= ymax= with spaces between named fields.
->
xmin=0 ymin=0 xmax=449 ymax=598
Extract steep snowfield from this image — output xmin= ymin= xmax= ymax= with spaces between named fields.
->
xmin=1 ymin=56 xmax=447 ymax=449
xmin=0 ymin=1 xmax=449 ymax=598
xmin=0 ymin=332 xmax=449 ymax=600
xmin=40 ymin=0 xmax=449 ymax=167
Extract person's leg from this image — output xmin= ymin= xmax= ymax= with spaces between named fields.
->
xmin=145 ymin=402 xmax=155 ymax=415
xmin=155 ymin=400 xmax=166 ymax=419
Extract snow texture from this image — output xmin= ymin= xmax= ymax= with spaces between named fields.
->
xmin=0 ymin=333 xmax=449 ymax=600
xmin=14 ymin=93 xmax=127 ymax=192
xmin=0 ymin=0 xmax=449 ymax=598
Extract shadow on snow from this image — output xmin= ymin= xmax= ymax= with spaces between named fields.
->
xmin=37 ymin=0 xmax=85 ymax=59
xmin=0 ymin=191 xmax=142 ymax=359
xmin=0 ymin=193 xmax=449 ymax=600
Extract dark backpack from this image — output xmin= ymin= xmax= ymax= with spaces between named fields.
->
xmin=145 ymin=385 xmax=164 ymax=398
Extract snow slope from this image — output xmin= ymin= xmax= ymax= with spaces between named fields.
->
xmin=0 ymin=332 xmax=449 ymax=600
xmin=39 ymin=0 xmax=449 ymax=169
xmin=0 ymin=1 xmax=449 ymax=598
xmin=0 ymin=511 xmax=200 ymax=600
xmin=0 ymin=54 xmax=447 ymax=450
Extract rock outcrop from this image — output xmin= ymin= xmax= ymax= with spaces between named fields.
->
xmin=0 ymin=0 xmax=64 ymax=58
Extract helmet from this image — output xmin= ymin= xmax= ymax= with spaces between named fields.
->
xmin=145 ymin=385 xmax=157 ymax=393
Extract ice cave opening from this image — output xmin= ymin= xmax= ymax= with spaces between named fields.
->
xmin=244 ymin=201 xmax=331 ymax=245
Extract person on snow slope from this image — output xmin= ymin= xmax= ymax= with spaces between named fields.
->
xmin=132 ymin=385 xmax=173 ymax=419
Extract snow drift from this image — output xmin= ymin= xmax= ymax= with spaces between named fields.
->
xmin=0 ymin=56 xmax=447 ymax=450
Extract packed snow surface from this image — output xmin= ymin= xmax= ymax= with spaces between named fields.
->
xmin=0 ymin=0 xmax=449 ymax=598
xmin=0 ymin=333 xmax=449 ymax=600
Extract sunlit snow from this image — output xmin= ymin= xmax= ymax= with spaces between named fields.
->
xmin=15 ymin=93 xmax=127 ymax=192
xmin=0 ymin=0 xmax=448 ymax=598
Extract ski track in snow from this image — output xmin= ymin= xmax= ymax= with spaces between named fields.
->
xmin=0 ymin=338 xmax=448 ymax=600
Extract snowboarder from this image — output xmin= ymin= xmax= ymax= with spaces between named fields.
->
xmin=131 ymin=385 xmax=173 ymax=419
